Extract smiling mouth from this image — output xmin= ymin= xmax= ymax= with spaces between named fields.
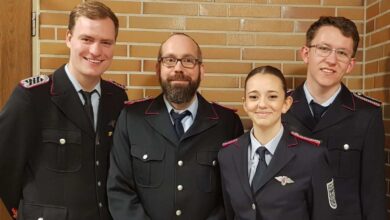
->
xmin=320 ymin=67 xmax=336 ymax=73
xmin=85 ymin=57 xmax=103 ymax=64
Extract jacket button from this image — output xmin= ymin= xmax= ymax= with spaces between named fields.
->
xmin=97 ymin=181 xmax=101 ymax=187
xmin=96 ymin=160 xmax=100 ymax=166
xmin=99 ymin=202 xmax=103 ymax=208
xmin=343 ymin=144 xmax=349 ymax=150
xmin=177 ymin=185 xmax=183 ymax=191
xmin=212 ymin=160 xmax=217 ymax=166
xmin=38 ymin=218 xmax=44 ymax=220
xmin=177 ymin=160 xmax=183 ymax=166
xmin=252 ymin=203 xmax=256 ymax=210
xmin=142 ymin=154 xmax=148 ymax=160
xmin=176 ymin=210 xmax=182 ymax=216
xmin=108 ymin=131 xmax=113 ymax=137
xmin=59 ymin=138 xmax=66 ymax=145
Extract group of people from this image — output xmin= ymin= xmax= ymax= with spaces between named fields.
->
xmin=0 ymin=1 xmax=385 ymax=220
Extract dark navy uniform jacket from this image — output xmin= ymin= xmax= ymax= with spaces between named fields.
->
xmin=218 ymin=129 xmax=336 ymax=220
xmin=0 ymin=66 xmax=128 ymax=220
xmin=107 ymin=93 xmax=243 ymax=220
xmin=283 ymin=83 xmax=386 ymax=220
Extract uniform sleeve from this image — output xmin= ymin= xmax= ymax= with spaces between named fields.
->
xmin=217 ymin=151 xmax=235 ymax=220
xmin=361 ymin=108 xmax=386 ymax=220
xmin=311 ymin=147 xmax=337 ymax=220
xmin=0 ymin=86 xmax=37 ymax=216
xmin=107 ymin=109 xmax=151 ymax=220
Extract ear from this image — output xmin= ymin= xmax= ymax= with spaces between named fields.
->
xmin=65 ymin=30 xmax=72 ymax=49
xmin=242 ymin=96 xmax=248 ymax=114
xmin=199 ymin=63 xmax=205 ymax=81
xmin=345 ymin=58 xmax=356 ymax=75
xmin=300 ymin=46 xmax=310 ymax=64
xmin=282 ymin=95 xmax=293 ymax=114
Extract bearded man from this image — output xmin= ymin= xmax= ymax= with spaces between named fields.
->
xmin=107 ymin=33 xmax=243 ymax=220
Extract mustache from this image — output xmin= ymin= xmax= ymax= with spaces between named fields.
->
xmin=167 ymin=73 xmax=192 ymax=82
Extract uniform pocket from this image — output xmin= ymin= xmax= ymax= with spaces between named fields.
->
xmin=20 ymin=201 xmax=67 ymax=220
xmin=130 ymin=144 xmax=165 ymax=187
xmin=41 ymin=128 xmax=82 ymax=172
xmin=327 ymin=136 xmax=363 ymax=178
xmin=196 ymin=150 xmax=219 ymax=192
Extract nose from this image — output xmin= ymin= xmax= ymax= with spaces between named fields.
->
xmin=325 ymin=50 xmax=337 ymax=64
xmin=173 ymin=60 xmax=184 ymax=72
xmin=257 ymin=97 xmax=267 ymax=108
xmin=89 ymin=43 xmax=102 ymax=56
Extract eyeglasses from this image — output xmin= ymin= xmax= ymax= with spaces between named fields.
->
xmin=308 ymin=44 xmax=352 ymax=63
xmin=159 ymin=57 xmax=201 ymax=69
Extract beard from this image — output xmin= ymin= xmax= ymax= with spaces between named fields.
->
xmin=159 ymin=71 xmax=201 ymax=104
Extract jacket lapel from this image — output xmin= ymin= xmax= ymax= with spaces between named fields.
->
xmin=289 ymin=86 xmax=317 ymax=131
xmin=96 ymin=81 xmax=119 ymax=139
xmin=253 ymin=130 xmax=295 ymax=193
xmin=232 ymin=133 xmax=253 ymax=200
xmin=50 ymin=66 xmax=95 ymax=138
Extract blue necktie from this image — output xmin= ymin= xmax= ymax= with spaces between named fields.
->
xmin=251 ymin=147 xmax=268 ymax=191
xmin=80 ymin=90 xmax=96 ymax=127
xmin=170 ymin=110 xmax=191 ymax=138
xmin=310 ymin=100 xmax=328 ymax=122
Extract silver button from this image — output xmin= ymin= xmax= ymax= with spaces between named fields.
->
xmin=177 ymin=160 xmax=183 ymax=166
xmin=252 ymin=203 xmax=256 ymax=210
xmin=59 ymin=138 xmax=66 ymax=145
xmin=176 ymin=210 xmax=182 ymax=216
xmin=96 ymin=160 xmax=100 ymax=166
xmin=98 ymin=181 xmax=101 ymax=187
xmin=212 ymin=160 xmax=217 ymax=166
xmin=343 ymin=144 xmax=349 ymax=150
xmin=99 ymin=202 xmax=103 ymax=208
xmin=177 ymin=185 xmax=183 ymax=191
xmin=142 ymin=154 xmax=148 ymax=160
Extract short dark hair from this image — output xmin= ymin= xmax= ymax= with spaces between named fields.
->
xmin=244 ymin=65 xmax=288 ymax=97
xmin=68 ymin=1 xmax=119 ymax=39
xmin=157 ymin=33 xmax=203 ymax=63
xmin=306 ymin=16 xmax=359 ymax=58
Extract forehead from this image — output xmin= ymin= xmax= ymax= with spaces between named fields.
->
xmin=73 ymin=16 xmax=115 ymax=39
xmin=161 ymin=35 xmax=198 ymax=57
xmin=312 ymin=26 xmax=354 ymax=50
xmin=246 ymin=73 xmax=283 ymax=91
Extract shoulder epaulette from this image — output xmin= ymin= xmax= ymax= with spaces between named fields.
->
xmin=125 ymin=97 xmax=152 ymax=105
xmin=20 ymin=75 xmax=49 ymax=89
xmin=353 ymin=92 xmax=381 ymax=107
xmin=212 ymin=102 xmax=238 ymax=112
xmin=290 ymin=131 xmax=320 ymax=147
xmin=106 ymin=80 xmax=126 ymax=90
xmin=222 ymin=138 xmax=238 ymax=148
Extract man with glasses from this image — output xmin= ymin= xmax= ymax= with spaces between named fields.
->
xmin=283 ymin=16 xmax=386 ymax=220
xmin=107 ymin=33 xmax=243 ymax=220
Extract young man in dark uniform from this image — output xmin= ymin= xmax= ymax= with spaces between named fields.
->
xmin=283 ymin=16 xmax=386 ymax=220
xmin=107 ymin=33 xmax=243 ymax=220
xmin=0 ymin=1 xmax=127 ymax=219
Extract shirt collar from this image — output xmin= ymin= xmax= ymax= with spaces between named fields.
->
xmin=249 ymin=125 xmax=284 ymax=159
xmin=65 ymin=64 xmax=101 ymax=95
xmin=303 ymin=82 xmax=340 ymax=107
xmin=163 ymin=95 xmax=198 ymax=120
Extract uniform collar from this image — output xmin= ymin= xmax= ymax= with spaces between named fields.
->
xmin=65 ymin=64 xmax=101 ymax=96
xmin=249 ymin=125 xmax=284 ymax=159
xmin=303 ymin=82 xmax=340 ymax=107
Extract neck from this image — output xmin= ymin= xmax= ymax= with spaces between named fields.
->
xmin=252 ymin=123 xmax=282 ymax=145
xmin=306 ymin=81 xmax=341 ymax=104
xmin=68 ymin=63 xmax=100 ymax=92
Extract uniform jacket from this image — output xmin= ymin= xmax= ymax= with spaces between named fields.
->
xmin=107 ymin=93 xmax=244 ymax=220
xmin=218 ymin=129 xmax=336 ymax=220
xmin=283 ymin=83 xmax=386 ymax=220
xmin=0 ymin=66 xmax=128 ymax=220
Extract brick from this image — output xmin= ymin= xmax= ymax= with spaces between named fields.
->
xmin=40 ymin=12 xmax=69 ymax=25
xmin=350 ymin=63 xmax=362 ymax=76
xmin=201 ymin=90 xmax=243 ymax=102
xmin=205 ymin=62 xmax=252 ymax=74
xmin=371 ymin=28 xmax=390 ymax=46
xmin=385 ymin=43 xmax=390 ymax=57
xmin=129 ymin=16 xmax=185 ymax=30
xmin=384 ymin=104 xmax=390 ymax=119
xmin=294 ymin=20 xmax=314 ymax=33
xmin=282 ymin=63 xmax=307 ymax=76
xmin=117 ymin=31 xmax=171 ymax=43
xmin=241 ymin=20 xmax=294 ymax=32
xmin=40 ymin=0 xmax=80 ymax=11
xmin=40 ymin=57 xmax=68 ymax=69
xmin=282 ymin=6 xmax=335 ymax=19
xmin=366 ymin=90 xmax=388 ymax=103
xmin=376 ymin=12 xmax=390 ymax=30
xmin=201 ymin=76 xmax=239 ymax=88
xmin=199 ymin=4 xmax=228 ymax=17
xmin=285 ymin=77 xmax=294 ymax=90
xmin=130 ymin=45 xmax=159 ymax=58
xmin=189 ymin=32 xmax=227 ymax=45
xmin=354 ymin=50 xmax=363 ymax=62
xmin=186 ymin=18 xmax=240 ymax=31
xmin=227 ymin=34 xmax=256 ymax=46
xmin=109 ymin=59 xmax=141 ymax=71
xmin=374 ymin=75 xmax=390 ymax=88
xmin=366 ymin=0 xmax=377 ymax=6
xmin=337 ymin=8 xmax=364 ymax=20
xmin=202 ymin=47 xmax=241 ymax=59
xmin=144 ymin=2 xmax=197 ymax=15
xmin=364 ymin=76 xmax=375 ymax=89
xmin=381 ymin=0 xmax=390 ymax=13
xmin=367 ymin=2 xmax=380 ymax=20
xmin=346 ymin=77 xmax=363 ymax=90
xmin=294 ymin=77 xmax=306 ymax=88
xmin=256 ymin=34 xmax=305 ymax=47
xmin=379 ymin=58 xmax=390 ymax=73
xmin=144 ymin=60 xmax=158 ymax=72
xmin=366 ymin=45 xmax=383 ymax=61
xmin=101 ymin=73 xmax=128 ymax=86
xmin=145 ymin=89 xmax=162 ymax=98
xmin=229 ymin=5 xmax=280 ymax=18
xmin=39 ymin=27 xmax=55 ymax=40
xmin=243 ymin=48 xmax=295 ymax=61
xmin=126 ymin=89 xmax=144 ymax=101
xmin=114 ymin=44 xmax=128 ymax=57
xmin=215 ymin=0 xmax=267 ymax=2
xmin=323 ymin=0 xmax=363 ymax=6
xmin=40 ymin=42 xmax=68 ymax=55
xmin=129 ymin=74 xmax=159 ymax=86
xmin=99 ymin=1 xmax=141 ymax=14
xmin=269 ymin=0 xmax=320 ymax=4
xmin=366 ymin=19 xmax=375 ymax=34
xmin=253 ymin=63 xmax=282 ymax=70
xmin=117 ymin=16 xmax=127 ymax=29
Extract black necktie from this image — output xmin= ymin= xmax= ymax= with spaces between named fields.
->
xmin=310 ymin=100 xmax=328 ymax=122
xmin=170 ymin=110 xmax=191 ymax=138
xmin=251 ymin=147 xmax=268 ymax=190
xmin=80 ymin=90 xmax=96 ymax=127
